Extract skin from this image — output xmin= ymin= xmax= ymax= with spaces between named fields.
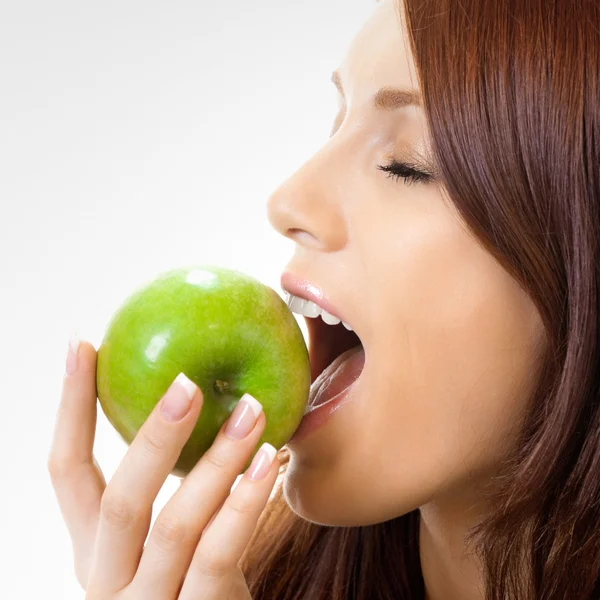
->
xmin=267 ymin=1 xmax=547 ymax=599
xmin=49 ymin=342 xmax=281 ymax=598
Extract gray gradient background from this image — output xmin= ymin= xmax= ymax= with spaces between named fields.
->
xmin=1 ymin=1 xmax=374 ymax=597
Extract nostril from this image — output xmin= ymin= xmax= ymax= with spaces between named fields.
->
xmin=288 ymin=229 xmax=321 ymax=248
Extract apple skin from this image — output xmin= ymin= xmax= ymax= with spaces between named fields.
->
xmin=96 ymin=265 xmax=310 ymax=477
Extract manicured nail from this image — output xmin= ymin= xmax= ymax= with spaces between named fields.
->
xmin=224 ymin=393 xmax=263 ymax=440
xmin=248 ymin=443 xmax=277 ymax=480
xmin=160 ymin=373 xmax=197 ymax=421
xmin=65 ymin=334 xmax=80 ymax=376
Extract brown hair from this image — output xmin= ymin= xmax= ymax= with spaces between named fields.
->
xmin=241 ymin=0 xmax=600 ymax=597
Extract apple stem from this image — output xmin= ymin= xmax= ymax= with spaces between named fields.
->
xmin=214 ymin=379 xmax=230 ymax=394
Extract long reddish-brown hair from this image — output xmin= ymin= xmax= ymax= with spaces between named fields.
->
xmin=241 ymin=0 xmax=600 ymax=597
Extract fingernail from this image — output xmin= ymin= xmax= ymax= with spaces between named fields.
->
xmin=160 ymin=373 xmax=197 ymax=422
xmin=224 ymin=393 xmax=263 ymax=441
xmin=65 ymin=334 xmax=80 ymax=376
xmin=248 ymin=443 xmax=277 ymax=481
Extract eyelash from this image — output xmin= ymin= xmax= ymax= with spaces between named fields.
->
xmin=377 ymin=159 xmax=434 ymax=186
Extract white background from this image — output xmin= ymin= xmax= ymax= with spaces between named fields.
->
xmin=0 ymin=0 xmax=374 ymax=597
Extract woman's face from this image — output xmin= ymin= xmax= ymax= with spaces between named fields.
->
xmin=267 ymin=0 xmax=546 ymax=526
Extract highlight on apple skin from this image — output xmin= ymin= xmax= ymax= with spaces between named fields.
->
xmin=96 ymin=265 xmax=311 ymax=477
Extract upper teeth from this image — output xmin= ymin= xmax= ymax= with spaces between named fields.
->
xmin=285 ymin=293 xmax=353 ymax=331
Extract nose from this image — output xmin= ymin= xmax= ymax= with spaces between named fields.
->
xmin=266 ymin=142 xmax=349 ymax=252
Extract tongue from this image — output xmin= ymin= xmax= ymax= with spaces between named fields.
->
xmin=309 ymin=345 xmax=365 ymax=409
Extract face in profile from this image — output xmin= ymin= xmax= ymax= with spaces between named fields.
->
xmin=267 ymin=0 xmax=547 ymax=527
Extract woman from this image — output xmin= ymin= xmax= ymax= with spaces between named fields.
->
xmin=48 ymin=0 xmax=600 ymax=598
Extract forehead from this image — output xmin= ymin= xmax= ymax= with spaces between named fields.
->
xmin=338 ymin=0 xmax=419 ymax=103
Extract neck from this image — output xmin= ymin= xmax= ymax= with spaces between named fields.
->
xmin=419 ymin=488 xmax=489 ymax=600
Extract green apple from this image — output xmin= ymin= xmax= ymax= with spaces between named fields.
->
xmin=96 ymin=265 xmax=310 ymax=477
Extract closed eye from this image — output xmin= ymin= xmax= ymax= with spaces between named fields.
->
xmin=377 ymin=159 xmax=434 ymax=185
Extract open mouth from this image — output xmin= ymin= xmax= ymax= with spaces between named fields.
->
xmin=304 ymin=313 xmax=364 ymax=385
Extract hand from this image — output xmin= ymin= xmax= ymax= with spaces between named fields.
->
xmin=48 ymin=339 xmax=280 ymax=599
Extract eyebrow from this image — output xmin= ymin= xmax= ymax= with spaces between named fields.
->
xmin=331 ymin=70 xmax=422 ymax=110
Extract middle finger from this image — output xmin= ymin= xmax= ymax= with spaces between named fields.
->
xmin=131 ymin=393 xmax=265 ymax=598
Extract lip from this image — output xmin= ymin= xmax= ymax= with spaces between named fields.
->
xmin=281 ymin=270 xmax=364 ymax=385
xmin=280 ymin=272 xmax=347 ymax=325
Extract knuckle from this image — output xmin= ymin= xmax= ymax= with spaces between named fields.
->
xmin=227 ymin=496 xmax=254 ymax=517
xmin=47 ymin=456 xmax=75 ymax=484
xmin=152 ymin=514 xmax=190 ymax=550
xmin=100 ymin=492 xmax=140 ymax=530
xmin=194 ymin=551 xmax=231 ymax=580
xmin=140 ymin=428 xmax=169 ymax=456
xmin=203 ymin=447 xmax=230 ymax=471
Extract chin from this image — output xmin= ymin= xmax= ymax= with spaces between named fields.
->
xmin=281 ymin=458 xmax=367 ymax=527
xmin=281 ymin=453 xmax=435 ymax=528
xmin=281 ymin=456 xmax=338 ymax=526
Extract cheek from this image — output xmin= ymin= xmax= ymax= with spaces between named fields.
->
xmin=282 ymin=210 xmax=548 ymax=527
xmin=365 ymin=223 xmax=547 ymax=496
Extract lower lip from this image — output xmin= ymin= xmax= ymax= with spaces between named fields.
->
xmin=288 ymin=346 xmax=365 ymax=444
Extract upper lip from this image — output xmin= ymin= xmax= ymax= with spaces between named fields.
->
xmin=280 ymin=271 xmax=348 ymax=325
